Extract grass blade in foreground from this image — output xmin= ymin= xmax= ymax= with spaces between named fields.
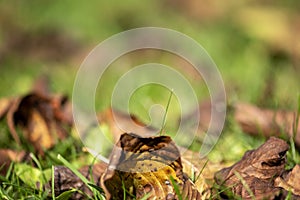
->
xmin=57 ymin=154 xmax=105 ymax=200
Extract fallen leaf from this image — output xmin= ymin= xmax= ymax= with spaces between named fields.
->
xmin=234 ymin=102 xmax=300 ymax=148
xmin=214 ymin=137 xmax=289 ymax=199
xmin=275 ymin=164 xmax=300 ymax=198
xmin=0 ymin=149 xmax=27 ymax=175
xmin=0 ymin=97 xmax=12 ymax=119
xmin=181 ymin=149 xmax=228 ymax=198
xmin=102 ymin=133 xmax=201 ymax=200
xmin=49 ymin=162 xmax=107 ymax=200
xmin=284 ymin=165 xmax=300 ymax=196
xmin=6 ymin=92 xmax=72 ymax=154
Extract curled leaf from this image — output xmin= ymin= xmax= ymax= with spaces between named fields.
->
xmin=6 ymin=92 xmax=72 ymax=154
xmin=102 ymin=133 xmax=201 ymax=200
xmin=214 ymin=137 xmax=289 ymax=199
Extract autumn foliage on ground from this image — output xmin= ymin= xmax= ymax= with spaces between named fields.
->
xmin=0 ymin=0 xmax=300 ymax=199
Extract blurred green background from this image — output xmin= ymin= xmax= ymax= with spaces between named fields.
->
xmin=0 ymin=0 xmax=299 ymax=158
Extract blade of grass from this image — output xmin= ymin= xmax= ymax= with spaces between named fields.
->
xmin=57 ymin=154 xmax=90 ymax=185
xmin=56 ymin=189 xmax=79 ymax=200
xmin=170 ymin=175 xmax=182 ymax=200
xmin=5 ymin=162 xmax=14 ymax=180
xmin=233 ymin=171 xmax=255 ymax=200
xmin=87 ymin=183 xmax=104 ymax=194
xmin=122 ymin=180 xmax=126 ymax=200
xmin=195 ymin=159 xmax=209 ymax=183
xmin=30 ymin=153 xmax=47 ymax=186
xmin=51 ymin=165 xmax=55 ymax=200
xmin=0 ymin=187 xmax=14 ymax=200
xmin=84 ymin=150 xmax=106 ymax=198
xmin=293 ymin=94 xmax=300 ymax=137
xmin=57 ymin=154 xmax=105 ymax=200
xmin=290 ymin=95 xmax=300 ymax=164
xmin=140 ymin=192 xmax=151 ymax=200
xmin=120 ymin=179 xmax=135 ymax=199
xmin=210 ymin=183 xmax=233 ymax=200
xmin=190 ymin=163 xmax=195 ymax=183
xmin=159 ymin=89 xmax=174 ymax=135
xmin=284 ymin=190 xmax=292 ymax=200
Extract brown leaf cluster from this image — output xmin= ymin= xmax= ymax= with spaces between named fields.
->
xmin=0 ymin=77 xmax=73 ymax=157
xmin=1 ymin=77 xmax=300 ymax=199
xmin=185 ymin=101 xmax=300 ymax=148
xmin=214 ymin=137 xmax=300 ymax=199
xmin=50 ymin=133 xmax=204 ymax=200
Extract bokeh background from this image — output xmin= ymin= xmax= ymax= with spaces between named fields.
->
xmin=1 ymin=0 xmax=299 ymax=160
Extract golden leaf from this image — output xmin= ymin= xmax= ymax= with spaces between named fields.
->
xmin=102 ymin=133 xmax=201 ymax=200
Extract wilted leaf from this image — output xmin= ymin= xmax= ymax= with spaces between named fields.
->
xmin=48 ymin=162 xmax=107 ymax=200
xmin=181 ymin=150 xmax=227 ymax=198
xmin=285 ymin=165 xmax=300 ymax=196
xmin=6 ymin=92 xmax=72 ymax=154
xmin=51 ymin=166 xmax=89 ymax=199
xmin=0 ymin=97 xmax=12 ymax=119
xmin=234 ymin=102 xmax=300 ymax=148
xmin=0 ymin=149 xmax=26 ymax=175
xmin=275 ymin=164 xmax=300 ymax=198
xmin=102 ymin=133 xmax=201 ymax=200
xmin=214 ymin=137 xmax=289 ymax=199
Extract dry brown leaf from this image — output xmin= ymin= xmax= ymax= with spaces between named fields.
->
xmin=26 ymin=110 xmax=54 ymax=151
xmin=181 ymin=149 xmax=229 ymax=198
xmin=214 ymin=137 xmax=289 ymax=199
xmin=5 ymin=92 xmax=72 ymax=154
xmin=213 ymin=137 xmax=300 ymax=199
xmin=102 ymin=133 xmax=201 ymax=200
xmin=275 ymin=165 xmax=300 ymax=198
xmin=234 ymin=102 xmax=300 ymax=148
xmin=50 ymin=162 xmax=107 ymax=200
xmin=284 ymin=165 xmax=300 ymax=196
xmin=0 ymin=97 xmax=12 ymax=119
xmin=0 ymin=149 xmax=27 ymax=175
